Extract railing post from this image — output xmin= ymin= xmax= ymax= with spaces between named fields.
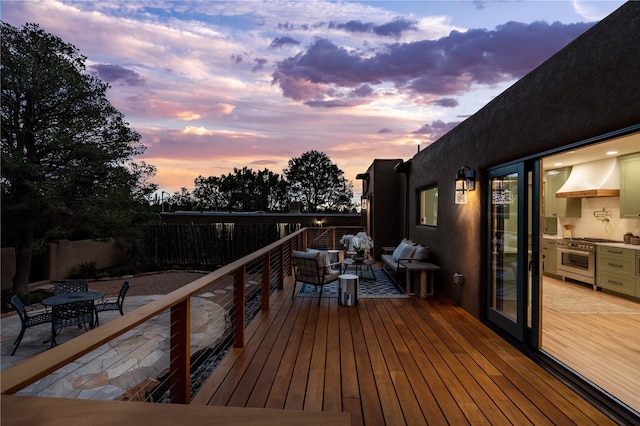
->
xmin=278 ymin=244 xmax=285 ymax=288
xmin=169 ymin=298 xmax=190 ymax=404
xmin=233 ymin=267 xmax=246 ymax=348
xmin=261 ymin=252 xmax=270 ymax=311
xmin=332 ymin=227 xmax=337 ymax=249
xmin=303 ymin=229 xmax=308 ymax=251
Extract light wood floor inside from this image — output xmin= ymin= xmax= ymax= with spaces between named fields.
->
xmin=192 ymin=275 xmax=616 ymax=425
xmin=542 ymin=276 xmax=640 ymax=413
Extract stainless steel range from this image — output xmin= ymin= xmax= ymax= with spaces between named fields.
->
xmin=556 ymin=238 xmax=622 ymax=289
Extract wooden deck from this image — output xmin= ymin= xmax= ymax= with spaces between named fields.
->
xmin=192 ymin=276 xmax=615 ymax=425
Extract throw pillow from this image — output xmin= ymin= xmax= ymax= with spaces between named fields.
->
xmin=306 ymin=248 xmax=334 ymax=274
xmin=392 ymin=239 xmax=416 ymax=262
xmin=410 ymin=245 xmax=430 ymax=262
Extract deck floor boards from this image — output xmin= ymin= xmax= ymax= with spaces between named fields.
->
xmin=193 ymin=276 xmax=616 ymax=425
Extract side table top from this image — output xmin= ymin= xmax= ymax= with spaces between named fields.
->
xmin=399 ymin=261 xmax=440 ymax=271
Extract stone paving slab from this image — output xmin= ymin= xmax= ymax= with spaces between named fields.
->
xmin=1 ymin=294 xmax=227 ymax=401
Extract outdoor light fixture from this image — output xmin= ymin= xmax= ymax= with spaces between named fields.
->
xmin=361 ymin=196 xmax=368 ymax=210
xmin=455 ymin=166 xmax=475 ymax=205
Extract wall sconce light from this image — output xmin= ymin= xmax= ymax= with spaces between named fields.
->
xmin=455 ymin=166 xmax=475 ymax=205
xmin=361 ymin=197 xmax=368 ymax=210
xmin=316 ymin=219 xmax=323 ymax=227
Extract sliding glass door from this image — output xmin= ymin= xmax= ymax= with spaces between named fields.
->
xmin=486 ymin=162 xmax=541 ymax=346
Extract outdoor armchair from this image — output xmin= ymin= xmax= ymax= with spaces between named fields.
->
xmin=292 ymin=250 xmax=341 ymax=306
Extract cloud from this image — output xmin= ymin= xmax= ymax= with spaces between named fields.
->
xmin=304 ymin=98 xmax=369 ymax=108
xmin=1 ymin=0 xmax=609 ymax=194
xmin=273 ymin=21 xmax=594 ymax=105
xmin=571 ymin=0 xmax=612 ymax=21
xmin=328 ymin=17 xmax=417 ymax=37
xmin=431 ymin=98 xmax=459 ymax=108
xmin=373 ymin=18 xmax=418 ymax=37
xmin=182 ymin=126 xmax=215 ymax=136
xmin=89 ymin=64 xmax=146 ymax=86
xmin=270 ymin=36 xmax=301 ymax=48
xmin=413 ymin=120 xmax=460 ymax=143
xmin=252 ymin=58 xmax=268 ymax=72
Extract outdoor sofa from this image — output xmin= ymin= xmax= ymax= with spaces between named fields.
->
xmin=381 ymin=238 xmax=431 ymax=279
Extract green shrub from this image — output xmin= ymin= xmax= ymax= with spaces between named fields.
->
xmin=78 ymin=261 xmax=98 ymax=278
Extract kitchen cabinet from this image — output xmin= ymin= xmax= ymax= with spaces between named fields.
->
xmin=619 ymin=153 xmax=640 ymax=218
xmin=544 ymin=168 xmax=581 ymax=217
xmin=543 ymin=238 xmax=558 ymax=275
xmin=596 ymin=245 xmax=636 ymax=297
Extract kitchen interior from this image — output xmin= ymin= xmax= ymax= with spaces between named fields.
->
xmin=541 ymin=131 xmax=640 ymax=413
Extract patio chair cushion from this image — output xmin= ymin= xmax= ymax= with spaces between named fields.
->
xmin=392 ymin=239 xmax=416 ymax=262
xmin=293 ymin=249 xmax=318 ymax=261
xmin=306 ymin=248 xmax=338 ymax=274
xmin=293 ymin=250 xmax=337 ymax=284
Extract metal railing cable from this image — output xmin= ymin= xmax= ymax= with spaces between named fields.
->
xmin=1 ymin=227 xmax=350 ymax=403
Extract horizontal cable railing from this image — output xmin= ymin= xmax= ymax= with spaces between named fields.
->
xmin=306 ymin=226 xmax=365 ymax=250
xmin=0 ymin=228 xmax=315 ymax=403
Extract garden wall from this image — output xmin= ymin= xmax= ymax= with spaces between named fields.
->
xmin=1 ymin=239 xmax=126 ymax=290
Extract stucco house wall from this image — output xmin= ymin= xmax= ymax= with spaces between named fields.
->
xmin=362 ymin=159 xmax=405 ymax=260
xmin=401 ymin=3 xmax=639 ymax=317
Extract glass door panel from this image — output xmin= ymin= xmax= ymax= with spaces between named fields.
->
xmin=489 ymin=171 xmax=519 ymax=322
xmin=486 ymin=161 xmax=541 ymax=343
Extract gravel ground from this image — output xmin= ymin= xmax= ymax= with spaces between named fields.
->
xmin=85 ymin=270 xmax=209 ymax=297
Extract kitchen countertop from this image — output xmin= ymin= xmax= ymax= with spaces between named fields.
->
xmin=542 ymin=236 xmax=640 ymax=250
xmin=596 ymin=242 xmax=640 ymax=251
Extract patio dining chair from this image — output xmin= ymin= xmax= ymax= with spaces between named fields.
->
xmin=9 ymin=295 xmax=53 ymax=356
xmin=94 ymin=281 xmax=130 ymax=327
xmin=54 ymin=280 xmax=88 ymax=295
xmin=292 ymin=250 xmax=340 ymax=306
xmin=53 ymin=279 xmax=92 ymax=333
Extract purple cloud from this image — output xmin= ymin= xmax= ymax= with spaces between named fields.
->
xmin=378 ymin=128 xmax=393 ymax=134
xmin=414 ymin=120 xmax=460 ymax=141
xmin=373 ymin=18 xmax=418 ymax=37
xmin=89 ymin=64 xmax=145 ymax=86
xmin=431 ymin=98 xmax=459 ymax=108
xmin=329 ymin=20 xmax=374 ymax=33
xmin=304 ymin=98 xmax=369 ymax=108
xmin=270 ymin=36 xmax=301 ymax=48
xmin=272 ymin=21 xmax=593 ymax=105
xmin=252 ymin=58 xmax=268 ymax=72
xmin=350 ymin=84 xmax=374 ymax=97
xmin=328 ymin=18 xmax=417 ymax=37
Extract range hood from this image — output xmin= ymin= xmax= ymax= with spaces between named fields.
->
xmin=555 ymin=157 xmax=620 ymax=198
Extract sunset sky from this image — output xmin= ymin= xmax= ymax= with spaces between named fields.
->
xmin=1 ymin=1 xmax=625 ymax=198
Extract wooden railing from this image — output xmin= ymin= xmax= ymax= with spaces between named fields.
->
xmin=1 ymin=229 xmax=300 ymax=402
xmin=0 ymin=226 xmax=363 ymax=404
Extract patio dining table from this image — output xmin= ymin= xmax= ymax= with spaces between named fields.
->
xmin=42 ymin=291 xmax=103 ymax=347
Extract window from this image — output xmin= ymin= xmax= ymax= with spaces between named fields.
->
xmin=419 ymin=186 xmax=438 ymax=226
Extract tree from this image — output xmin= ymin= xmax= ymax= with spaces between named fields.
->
xmin=168 ymin=187 xmax=196 ymax=211
xmin=284 ymin=150 xmax=354 ymax=212
xmin=1 ymin=23 xmax=157 ymax=294
xmin=193 ymin=175 xmax=227 ymax=211
xmin=194 ymin=167 xmax=289 ymax=212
